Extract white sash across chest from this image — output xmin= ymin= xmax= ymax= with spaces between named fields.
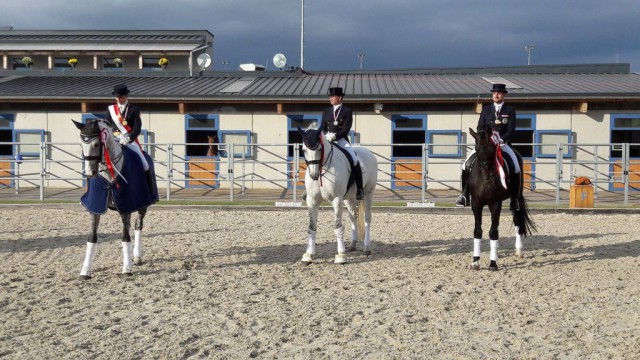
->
xmin=108 ymin=105 xmax=129 ymax=136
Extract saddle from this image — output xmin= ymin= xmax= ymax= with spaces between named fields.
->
xmin=466 ymin=151 xmax=515 ymax=187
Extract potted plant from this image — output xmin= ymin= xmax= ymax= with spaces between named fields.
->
xmin=158 ymin=57 xmax=169 ymax=69
xmin=113 ymin=57 xmax=123 ymax=68
xmin=22 ymin=56 xmax=33 ymax=68
xmin=68 ymin=58 xmax=79 ymax=68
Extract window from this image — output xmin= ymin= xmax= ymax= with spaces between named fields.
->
xmin=392 ymin=115 xmax=426 ymax=157
xmin=54 ymin=57 xmax=72 ymax=70
xmin=535 ymin=130 xmax=572 ymax=158
xmin=0 ymin=114 xmax=14 ymax=156
xmin=143 ymin=57 xmax=162 ymax=71
xmin=219 ymin=130 xmax=252 ymax=158
xmin=185 ymin=114 xmax=218 ymax=157
xmin=11 ymin=58 xmax=29 ymax=71
xmin=14 ymin=130 xmax=45 ymax=157
xmin=611 ymin=114 xmax=640 ymax=158
xmin=510 ymin=114 xmax=536 ymax=158
xmin=288 ymin=115 xmax=321 ymax=157
xmin=427 ymin=130 xmax=462 ymax=157
xmin=103 ymin=57 xmax=123 ymax=70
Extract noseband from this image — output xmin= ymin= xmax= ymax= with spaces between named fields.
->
xmin=81 ymin=132 xmax=102 ymax=162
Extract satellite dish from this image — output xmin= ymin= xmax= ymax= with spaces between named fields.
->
xmin=197 ymin=53 xmax=212 ymax=69
xmin=273 ymin=53 xmax=287 ymax=69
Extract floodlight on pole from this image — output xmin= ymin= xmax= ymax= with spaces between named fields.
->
xmin=300 ymin=0 xmax=305 ymax=69
xmin=525 ymin=45 xmax=535 ymax=66
xmin=358 ymin=53 xmax=365 ymax=70
xmin=222 ymin=60 xmax=230 ymax=71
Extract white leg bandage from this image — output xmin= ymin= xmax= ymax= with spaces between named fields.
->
xmin=364 ymin=223 xmax=371 ymax=247
xmin=473 ymin=238 xmax=481 ymax=257
xmin=515 ymin=226 xmax=523 ymax=251
xmin=490 ymin=240 xmax=499 ymax=261
xmin=306 ymin=230 xmax=317 ymax=255
xmin=335 ymin=227 xmax=345 ymax=253
xmin=80 ymin=242 xmax=98 ymax=277
xmin=122 ymin=242 xmax=133 ymax=273
xmin=133 ymin=230 xmax=142 ymax=258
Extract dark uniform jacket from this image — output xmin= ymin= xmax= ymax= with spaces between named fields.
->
xmin=321 ymin=105 xmax=353 ymax=141
xmin=105 ymin=104 xmax=143 ymax=143
xmin=477 ymin=103 xmax=516 ymax=143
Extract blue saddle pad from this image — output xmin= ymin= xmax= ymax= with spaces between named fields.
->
xmin=80 ymin=147 xmax=158 ymax=215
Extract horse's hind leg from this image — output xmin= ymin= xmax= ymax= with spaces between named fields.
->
xmin=133 ymin=208 xmax=148 ymax=265
xmin=514 ymin=225 xmax=523 ymax=259
xmin=488 ymin=202 xmax=502 ymax=271
xmin=79 ymin=214 xmax=100 ymax=280
xmin=344 ymin=199 xmax=358 ymax=252
xmin=362 ymin=192 xmax=373 ymax=256
xmin=120 ymin=213 xmax=133 ymax=276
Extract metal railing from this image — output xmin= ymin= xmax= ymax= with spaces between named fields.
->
xmin=0 ymin=141 xmax=638 ymax=204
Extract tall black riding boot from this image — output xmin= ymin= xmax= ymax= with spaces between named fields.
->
xmin=354 ymin=162 xmax=364 ymax=200
xmin=145 ymin=170 xmax=155 ymax=193
xmin=455 ymin=169 xmax=470 ymax=207
xmin=509 ymin=172 xmax=521 ymax=211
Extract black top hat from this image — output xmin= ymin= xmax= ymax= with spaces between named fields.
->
xmin=112 ymin=84 xmax=130 ymax=96
xmin=490 ymin=83 xmax=508 ymax=93
xmin=328 ymin=87 xmax=345 ymax=96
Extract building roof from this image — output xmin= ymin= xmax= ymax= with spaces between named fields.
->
xmin=0 ymin=63 xmax=638 ymax=103
xmin=0 ymin=30 xmax=213 ymax=52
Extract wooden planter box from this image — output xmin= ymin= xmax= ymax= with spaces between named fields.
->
xmin=570 ymin=185 xmax=594 ymax=208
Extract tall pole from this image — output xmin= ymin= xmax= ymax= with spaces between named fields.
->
xmin=358 ymin=53 xmax=365 ymax=69
xmin=525 ymin=44 xmax=535 ymax=66
xmin=300 ymin=0 xmax=304 ymax=69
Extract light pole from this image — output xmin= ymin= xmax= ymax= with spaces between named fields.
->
xmin=358 ymin=53 xmax=365 ymax=70
xmin=525 ymin=45 xmax=535 ymax=65
xmin=300 ymin=0 xmax=305 ymax=69
xmin=222 ymin=61 xmax=229 ymax=71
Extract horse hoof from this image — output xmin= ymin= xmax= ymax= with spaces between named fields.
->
xmin=515 ymin=254 xmax=524 ymax=260
xmin=133 ymin=257 xmax=143 ymax=266
xmin=346 ymin=246 xmax=356 ymax=252
xmin=301 ymin=253 xmax=314 ymax=265
xmin=489 ymin=265 xmax=499 ymax=271
xmin=78 ymin=274 xmax=92 ymax=280
xmin=334 ymin=253 xmax=347 ymax=264
xmin=468 ymin=263 xmax=480 ymax=270
xmin=364 ymin=250 xmax=372 ymax=257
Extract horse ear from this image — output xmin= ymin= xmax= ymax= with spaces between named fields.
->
xmin=469 ymin=128 xmax=477 ymax=140
xmin=297 ymin=126 xmax=304 ymax=137
xmin=72 ymin=119 xmax=85 ymax=130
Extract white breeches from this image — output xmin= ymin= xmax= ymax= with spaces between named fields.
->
xmin=335 ymin=138 xmax=358 ymax=166
xmin=462 ymin=145 xmax=520 ymax=174
xmin=126 ymin=142 xmax=149 ymax=171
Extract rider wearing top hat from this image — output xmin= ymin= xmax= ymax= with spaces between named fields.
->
xmin=456 ymin=83 xmax=522 ymax=210
xmin=105 ymin=84 xmax=153 ymax=191
xmin=321 ymin=87 xmax=364 ymax=200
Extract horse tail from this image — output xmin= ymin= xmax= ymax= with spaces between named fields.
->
xmin=513 ymin=195 xmax=537 ymax=237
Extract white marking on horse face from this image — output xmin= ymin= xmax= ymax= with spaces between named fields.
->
xmin=80 ymin=137 xmax=101 ymax=178
xmin=304 ymin=146 xmax=321 ymax=180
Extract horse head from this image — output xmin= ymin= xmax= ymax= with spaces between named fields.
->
xmin=470 ymin=126 xmax=497 ymax=180
xmin=298 ymin=127 xmax=323 ymax=180
xmin=73 ymin=119 xmax=103 ymax=178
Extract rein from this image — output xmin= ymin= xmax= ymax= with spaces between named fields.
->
xmin=304 ymin=132 xmax=334 ymax=186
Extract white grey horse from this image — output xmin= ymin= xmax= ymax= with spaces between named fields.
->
xmin=73 ymin=119 xmax=155 ymax=279
xmin=299 ymin=127 xmax=377 ymax=264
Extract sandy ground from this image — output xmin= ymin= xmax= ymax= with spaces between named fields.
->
xmin=1 ymin=204 xmax=639 ymax=359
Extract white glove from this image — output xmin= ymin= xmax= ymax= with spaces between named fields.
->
xmin=499 ymin=139 xmax=504 ymax=145
xmin=119 ymin=136 xmax=130 ymax=146
xmin=325 ymin=132 xmax=336 ymax=142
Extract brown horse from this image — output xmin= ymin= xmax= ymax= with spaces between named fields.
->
xmin=467 ymin=126 xmax=536 ymax=271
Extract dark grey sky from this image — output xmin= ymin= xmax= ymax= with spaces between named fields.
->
xmin=4 ymin=0 xmax=640 ymax=71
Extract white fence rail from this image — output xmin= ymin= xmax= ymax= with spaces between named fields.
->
xmin=1 ymin=141 xmax=638 ymax=204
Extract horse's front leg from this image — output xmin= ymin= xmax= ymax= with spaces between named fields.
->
xmin=133 ymin=208 xmax=148 ymax=265
xmin=79 ymin=214 xmax=101 ymax=280
xmin=301 ymin=198 xmax=319 ymax=265
xmin=344 ymin=199 xmax=358 ymax=252
xmin=120 ymin=213 xmax=133 ymax=276
xmin=469 ymin=202 xmax=483 ymax=270
xmin=488 ymin=201 xmax=502 ymax=271
xmin=332 ymin=197 xmax=347 ymax=264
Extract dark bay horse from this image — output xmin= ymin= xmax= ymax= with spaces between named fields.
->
xmin=73 ymin=119 xmax=157 ymax=279
xmin=467 ymin=127 xmax=536 ymax=270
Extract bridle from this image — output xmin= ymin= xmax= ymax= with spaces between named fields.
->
xmin=303 ymin=131 xmax=334 ymax=185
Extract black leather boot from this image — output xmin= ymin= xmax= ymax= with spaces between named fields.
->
xmin=354 ymin=162 xmax=364 ymax=200
xmin=455 ymin=169 xmax=470 ymax=207
xmin=509 ymin=172 xmax=521 ymax=211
